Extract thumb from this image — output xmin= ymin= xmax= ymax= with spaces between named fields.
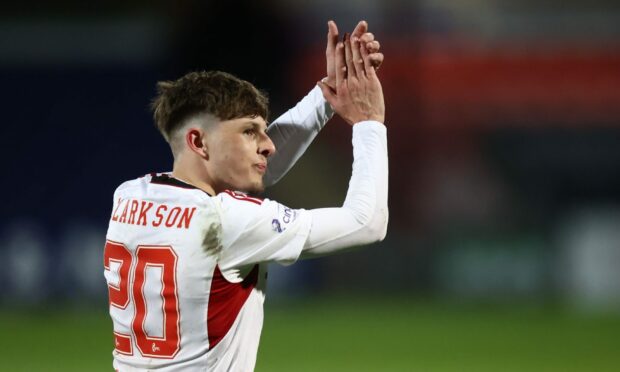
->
xmin=317 ymin=81 xmax=338 ymax=108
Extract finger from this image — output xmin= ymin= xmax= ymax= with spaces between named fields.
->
xmin=344 ymin=33 xmax=356 ymax=81
xmin=335 ymin=41 xmax=347 ymax=87
xmin=359 ymin=32 xmax=375 ymax=44
xmin=369 ymin=52 xmax=384 ymax=70
xmin=325 ymin=20 xmax=339 ymax=86
xmin=327 ymin=20 xmax=339 ymax=53
xmin=326 ymin=21 xmax=339 ymax=62
xmin=351 ymin=20 xmax=368 ymax=39
xmin=361 ymin=42 xmax=377 ymax=79
xmin=351 ymin=36 xmax=365 ymax=79
xmin=366 ymin=40 xmax=380 ymax=53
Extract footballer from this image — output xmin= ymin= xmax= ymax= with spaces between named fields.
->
xmin=103 ymin=20 xmax=387 ymax=371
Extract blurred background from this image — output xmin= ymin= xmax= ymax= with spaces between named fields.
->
xmin=1 ymin=0 xmax=619 ymax=371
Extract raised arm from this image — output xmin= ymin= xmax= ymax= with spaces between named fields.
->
xmin=263 ymin=84 xmax=334 ymax=187
xmin=302 ymin=32 xmax=388 ymax=257
xmin=264 ymin=20 xmax=384 ymax=187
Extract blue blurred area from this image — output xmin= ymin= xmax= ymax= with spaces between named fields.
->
xmin=1 ymin=67 xmax=166 ymax=224
xmin=2 ymin=1 xmax=620 ymax=311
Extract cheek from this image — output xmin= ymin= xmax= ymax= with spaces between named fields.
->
xmin=213 ymin=141 xmax=252 ymax=174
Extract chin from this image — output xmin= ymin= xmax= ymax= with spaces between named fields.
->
xmin=247 ymin=183 xmax=265 ymax=195
xmin=236 ymin=181 xmax=264 ymax=195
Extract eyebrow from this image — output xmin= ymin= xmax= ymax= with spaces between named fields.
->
xmin=246 ymin=121 xmax=268 ymax=132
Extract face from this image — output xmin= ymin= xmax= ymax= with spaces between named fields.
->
xmin=204 ymin=116 xmax=275 ymax=194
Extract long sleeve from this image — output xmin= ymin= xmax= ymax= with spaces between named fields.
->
xmin=301 ymin=121 xmax=388 ymax=257
xmin=264 ymin=85 xmax=334 ymax=187
xmin=214 ymin=121 xmax=388 ymax=268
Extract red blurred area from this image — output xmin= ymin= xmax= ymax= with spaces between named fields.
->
xmin=288 ymin=39 xmax=620 ymax=229
xmin=291 ymin=39 xmax=620 ymax=128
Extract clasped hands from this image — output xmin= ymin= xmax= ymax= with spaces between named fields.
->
xmin=319 ymin=20 xmax=385 ymax=125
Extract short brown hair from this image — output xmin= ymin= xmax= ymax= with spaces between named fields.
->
xmin=151 ymin=71 xmax=269 ymax=142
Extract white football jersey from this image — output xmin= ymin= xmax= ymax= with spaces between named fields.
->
xmin=104 ymin=173 xmax=312 ymax=371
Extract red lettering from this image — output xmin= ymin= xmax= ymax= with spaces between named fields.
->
xmin=128 ymin=200 xmax=139 ymax=225
xmin=165 ymin=207 xmax=181 ymax=227
xmin=111 ymin=197 xmax=123 ymax=222
xmin=152 ymin=205 xmax=167 ymax=227
xmin=177 ymin=207 xmax=196 ymax=229
xmin=137 ymin=201 xmax=153 ymax=226
xmin=119 ymin=200 xmax=130 ymax=224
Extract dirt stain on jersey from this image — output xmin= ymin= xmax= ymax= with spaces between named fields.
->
xmin=202 ymin=221 xmax=222 ymax=256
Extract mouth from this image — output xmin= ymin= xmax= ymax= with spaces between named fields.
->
xmin=254 ymin=163 xmax=267 ymax=174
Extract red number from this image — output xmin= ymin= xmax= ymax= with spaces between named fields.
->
xmin=104 ymin=241 xmax=180 ymax=358
xmin=104 ymin=241 xmax=133 ymax=355
xmin=133 ymin=246 xmax=180 ymax=358
xmin=104 ymin=241 xmax=131 ymax=309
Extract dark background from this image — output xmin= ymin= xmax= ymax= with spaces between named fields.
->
xmin=1 ymin=0 xmax=620 ymax=310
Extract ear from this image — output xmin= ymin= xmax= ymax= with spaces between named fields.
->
xmin=186 ymin=128 xmax=208 ymax=159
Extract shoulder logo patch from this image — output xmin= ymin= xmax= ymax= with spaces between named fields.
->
xmin=271 ymin=205 xmax=298 ymax=233
xmin=271 ymin=219 xmax=283 ymax=233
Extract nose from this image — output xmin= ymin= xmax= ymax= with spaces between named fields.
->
xmin=259 ymin=134 xmax=276 ymax=158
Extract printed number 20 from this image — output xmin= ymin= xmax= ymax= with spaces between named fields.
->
xmin=104 ymin=241 xmax=180 ymax=359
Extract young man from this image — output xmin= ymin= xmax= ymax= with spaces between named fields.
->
xmin=104 ymin=21 xmax=387 ymax=371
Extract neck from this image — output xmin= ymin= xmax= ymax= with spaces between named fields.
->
xmin=172 ymin=155 xmax=217 ymax=196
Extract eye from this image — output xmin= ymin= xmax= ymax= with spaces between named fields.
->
xmin=243 ymin=128 xmax=256 ymax=136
